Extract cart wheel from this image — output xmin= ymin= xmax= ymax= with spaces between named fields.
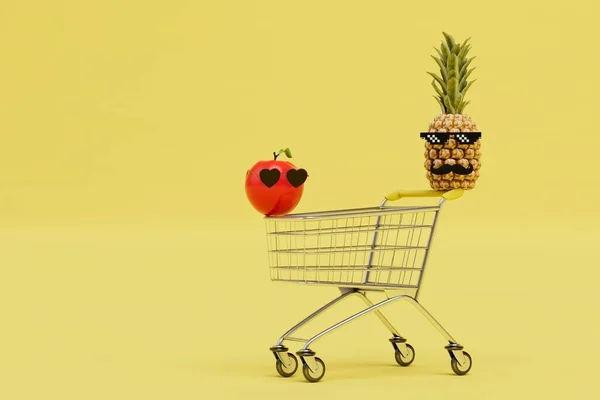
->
xmin=394 ymin=343 xmax=415 ymax=367
xmin=450 ymin=351 xmax=472 ymax=375
xmin=275 ymin=353 xmax=298 ymax=377
xmin=302 ymin=357 xmax=326 ymax=383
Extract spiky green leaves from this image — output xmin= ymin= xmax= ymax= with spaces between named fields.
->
xmin=447 ymin=53 xmax=459 ymax=82
xmin=430 ymin=55 xmax=447 ymax=80
xmin=446 ymin=77 xmax=459 ymax=114
xmin=429 ymin=32 xmax=476 ymax=114
xmin=427 ymin=72 xmax=446 ymax=92
xmin=443 ymin=32 xmax=456 ymax=51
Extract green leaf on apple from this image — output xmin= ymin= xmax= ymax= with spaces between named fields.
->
xmin=279 ymin=148 xmax=292 ymax=158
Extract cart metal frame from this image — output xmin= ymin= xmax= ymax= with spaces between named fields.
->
xmin=264 ymin=189 xmax=472 ymax=382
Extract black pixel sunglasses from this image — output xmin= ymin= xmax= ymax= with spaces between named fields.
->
xmin=420 ymin=131 xmax=482 ymax=145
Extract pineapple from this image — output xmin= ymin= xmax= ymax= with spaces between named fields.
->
xmin=424 ymin=32 xmax=481 ymax=191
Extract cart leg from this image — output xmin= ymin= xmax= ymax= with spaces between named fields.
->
xmin=271 ymin=289 xmax=355 ymax=349
xmin=353 ymin=291 xmax=413 ymax=360
xmin=353 ymin=291 xmax=401 ymax=337
xmin=270 ymin=289 xmax=355 ymax=377
xmin=295 ymin=294 xmax=470 ymax=380
xmin=294 ymin=294 xmax=411 ymax=381
xmin=402 ymin=296 xmax=458 ymax=344
xmin=300 ymin=294 xmax=460 ymax=351
xmin=405 ymin=298 xmax=472 ymax=374
xmin=297 ymin=295 xmax=409 ymax=359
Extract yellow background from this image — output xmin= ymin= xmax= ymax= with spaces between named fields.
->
xmin=1 ymin=0 xmax=599 ymax=398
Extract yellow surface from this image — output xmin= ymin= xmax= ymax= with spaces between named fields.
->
xmin=0 ymin=0 xmax=599 ymax=399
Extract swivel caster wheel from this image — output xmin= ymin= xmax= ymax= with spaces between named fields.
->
xmin=275 ymin=353 xmax=298 ymax=378
xmin=394 ymin=343 xmax=416 ymax=367
xmin=450 ymin=351 xmax=472 ymax=375
xmin=301 ymin=357 xmax=326 ymax=383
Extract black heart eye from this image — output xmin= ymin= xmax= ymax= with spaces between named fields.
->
xmin=259 ymin=169 xmax=280 ymax=188
xmin=286 ymin=169 xmax=308 ymax=188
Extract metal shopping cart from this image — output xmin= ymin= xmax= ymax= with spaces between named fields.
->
xmin=265 ymin=189 xmax=473 ymax=382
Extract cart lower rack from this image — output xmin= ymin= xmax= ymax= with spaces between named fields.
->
xmin=264 ymin=189 xmax=472 ymax=382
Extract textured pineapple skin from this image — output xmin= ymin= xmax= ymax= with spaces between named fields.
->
xmin=425 ymin=114 xmax=481 ymax=191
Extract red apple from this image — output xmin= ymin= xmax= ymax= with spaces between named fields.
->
xmin=245 ymin=148 xmax=308 ymax=216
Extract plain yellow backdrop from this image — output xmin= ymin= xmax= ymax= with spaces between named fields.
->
xmin=1 ymin=0 xmax=599 ymax=399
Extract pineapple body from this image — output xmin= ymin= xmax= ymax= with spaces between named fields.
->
xmin=424 ymin=113 xmax=481 ymax=190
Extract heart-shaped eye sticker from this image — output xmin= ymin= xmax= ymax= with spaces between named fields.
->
xmin=286 ymin=168 xmax=308 ymax=188
xmin=259 ymin=169 xmax=280 ymax=188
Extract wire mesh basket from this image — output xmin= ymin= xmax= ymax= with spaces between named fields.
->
xmin=265 ymin=205 xmax=439 ymax=291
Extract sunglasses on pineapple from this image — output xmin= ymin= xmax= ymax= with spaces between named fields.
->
xmin=420 ymin=132 xmax=482 ymax=145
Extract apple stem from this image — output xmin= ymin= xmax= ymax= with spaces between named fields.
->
xmin=273 ymin=148 xmax=292 ymax=160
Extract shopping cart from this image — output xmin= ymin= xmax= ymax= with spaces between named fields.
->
xmin=265 ymin=189 xmax=473 ymax=382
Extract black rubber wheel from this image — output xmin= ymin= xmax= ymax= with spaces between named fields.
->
xmin=302 ymin=357 xmax=326 ymax=383
xmin=394 ymin=343 xmax=416 ymax=367
xmin=275 ymin=353 xmax=298 ymax=377
xmin=450 ymin=351 xmax=472 ymax=375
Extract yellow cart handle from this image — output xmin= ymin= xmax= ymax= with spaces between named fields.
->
xmin=385 ymin=189 xmax=465 ymax=202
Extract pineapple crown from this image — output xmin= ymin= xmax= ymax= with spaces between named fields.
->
xmin=429 ymin=32 xmax=476 ymax=114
